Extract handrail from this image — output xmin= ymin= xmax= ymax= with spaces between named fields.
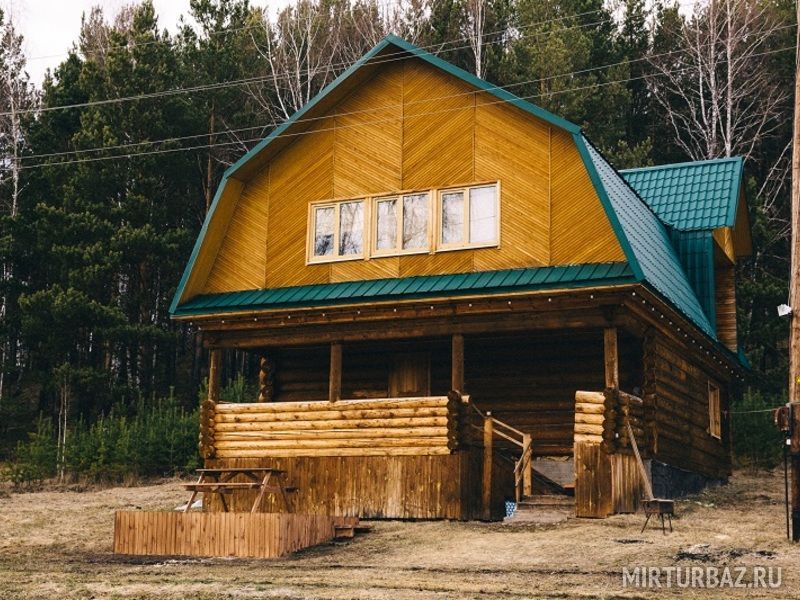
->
xmin=471 ymin=400 xmax=534 ymax=509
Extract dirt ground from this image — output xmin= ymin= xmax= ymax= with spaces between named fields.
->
xmin=0 ymin=469 xmax=797 ymax=599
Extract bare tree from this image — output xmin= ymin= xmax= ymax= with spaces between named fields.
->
xmin=248 ymin=0 xmax=386 ymax=121
xmin=0 ymin=7 xmax=36 ymax=408
xmin=464 ymin=0 xmax=486 ymax=78
xmin=648 ymin=0 xmax=787 ymax=161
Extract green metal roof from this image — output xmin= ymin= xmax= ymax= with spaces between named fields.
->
xmin=620 ymin=157 xmax=744 ymax=231
xmin=576 ymin=136 xmax=716 ymax=338
xmin=668 ymin=229 xmax=716 ymax=326
xmin=172 ymin=262 xmax=635 ymax=317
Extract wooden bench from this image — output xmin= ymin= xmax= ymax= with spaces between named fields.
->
xmin=182 ymin=467 xmax=297 ymax=513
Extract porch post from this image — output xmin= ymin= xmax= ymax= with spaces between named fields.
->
xmin=451 ymin=333 xmax=465 ymax=393
xmin=604 ymin=327 xmax=619 ymax=390
xmin=208 ymin=348 xmax=222 ymax=402
xmin=329 ymin=342 xmax=342 ymax=402
xmin=199 ymin=348 xmax=222 ymax=460
xmin=482 ymin=412 xmax=493 ymax=519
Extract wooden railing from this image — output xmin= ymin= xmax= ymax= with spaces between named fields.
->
xmin=200 ymin=395 xmax=464 ymax=459
xmin=467 ymin=402 xmax=533 ymax=517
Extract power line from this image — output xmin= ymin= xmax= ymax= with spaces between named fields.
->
xmin=13 ymin=43 xmax=794 ymax=171
xmin=17 ymin=28 xmax=795 ymax=164
xmin=22 ymin=4 xmax=618 ymax=64
xmin=9 ymin=0 xmax=714 ymax=119
xmin=9 ymin=13 xmax=622 ymax=119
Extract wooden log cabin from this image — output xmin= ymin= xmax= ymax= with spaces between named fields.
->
xmin=170 ymin=36 xmax=751 ymax=520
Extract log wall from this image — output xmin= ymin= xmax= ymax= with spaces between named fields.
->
xmin=644 ymin=332 xmax=732 ymax=479
xmin=466 ymin=331 xmax=642 ymax=456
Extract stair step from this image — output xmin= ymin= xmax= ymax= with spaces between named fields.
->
xmin=516 ymin=495 xmax=575 ymax=510
xmin=334 ymin=525 xmax=355 ymax=539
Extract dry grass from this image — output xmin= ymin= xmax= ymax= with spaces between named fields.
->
xmin=0 ymin=469 xmax=798 ymax=598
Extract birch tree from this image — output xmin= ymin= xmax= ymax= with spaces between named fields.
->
xmin=648 ymin=0 xmax=788 ymax=161
xmin=249 ymin=0 xmax=384 ymax=121
xmin=0 ymin=8 xmax=36 ymax=408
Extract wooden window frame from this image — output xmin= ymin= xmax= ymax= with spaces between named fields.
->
xmin=708 ymin=381 xmax=721 ymax=439
xmin=307 ymin=198 xmax=368 ymax=264
xmin=436 ymin=182 xmax=500 ymax=252
xmin=370 ymin=192 xmax=433 ymax=258
xmin=306 ymin=181 xmax=498 ymax=264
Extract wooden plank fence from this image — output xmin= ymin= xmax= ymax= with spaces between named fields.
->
xmin=113 ymin=512 xmax=350 ymax=558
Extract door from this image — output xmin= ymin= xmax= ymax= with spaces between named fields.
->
xmin=388 ymin=352 xmax=431 ymax=397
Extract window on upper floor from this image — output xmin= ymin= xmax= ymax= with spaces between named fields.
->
xmin=307 ymin=182 xmax=498 ymax=264
xmin=309 ymin=199 xmax=365 ymax=262
xmin=438 ymin=184 xmax=499 ymax=250
xmin=373 ymin=192 xmax=432 ymax=256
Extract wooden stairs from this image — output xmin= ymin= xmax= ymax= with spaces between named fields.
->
xmin=333 ymin=517 xmax=373 ymax=540
xmin=505 ymin=493 xmax=575 ymax=524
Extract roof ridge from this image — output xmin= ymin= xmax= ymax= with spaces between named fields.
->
xmin=620 ymin=156 xmax=743 ymax=173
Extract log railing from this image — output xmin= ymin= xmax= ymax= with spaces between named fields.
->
xmin=200 ymin=395 xmax=465 ymax=459
xmin=467 ymin=402 xmax=533 ymax=517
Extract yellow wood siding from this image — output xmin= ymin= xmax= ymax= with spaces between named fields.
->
xmin=184 ymin=177 xmax=244 ymax=299
xmin=205 ymin=172 xmax=268 ymax=293
xmin=550 ymin=128 xmax=625 ymax=264
xmin=199 ymin=57 xmax=625 ymax=296
xmin=474 ymin=93 xmax=550 ymax=270
xmin=713 ymin=227 xmax=736 ymax=264
xmin=265 ymin=118 xmax=335 ymax=289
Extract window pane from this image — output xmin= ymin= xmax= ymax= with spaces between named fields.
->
xmin=339 ymin=200 xmax=364 ymax=255
xmin=376 ymin=198 xmax=397 ymax=250
xmin=469 ymin=186 xmax=497 ymax=244
xmin=313 ymin=206 xmax=334 ymax=256
xmin=402 ymin=193 xmax=429 ymax=249
xmin=441 ymin=191 xmax=465 ymax=244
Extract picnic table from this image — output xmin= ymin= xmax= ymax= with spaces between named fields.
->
xmin=182 ymin=467 xmax=297 ymax=513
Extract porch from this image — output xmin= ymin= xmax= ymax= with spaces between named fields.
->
xmin=198 ymin=323 xmax=646 ymax=521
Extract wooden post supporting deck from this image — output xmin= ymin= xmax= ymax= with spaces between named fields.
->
xmin=329 ymin=342 xmax=342 ymax=402
xmin=482 ymin=412 xmax=493 ymax=519
xmin=451 ymin=334 xmax=465 ymax=393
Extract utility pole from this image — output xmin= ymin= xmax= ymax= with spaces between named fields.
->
xmin=789 ymin=0 xmax=800 ymax=542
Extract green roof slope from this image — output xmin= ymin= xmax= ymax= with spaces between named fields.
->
xmin=172 ymin=262 xmax=635 ymax=317
xmin=620 ymin=157 xmax=743 ymax=231
xmin=576 ymin=136 xmax=716 ymax=338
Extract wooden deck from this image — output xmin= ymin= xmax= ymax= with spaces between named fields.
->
xmin=113 ymin=512 xmax=356 ymax=558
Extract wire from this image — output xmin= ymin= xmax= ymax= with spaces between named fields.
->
xmin=17 ymin=28 xmax=795 ymax=164
xmin=9 ymin=13 xmax=622 ymax=119
xmin=12 ymin=43 xmax=794 ymax=171
xmin=11 ymin=0 xmax=717 ymax=119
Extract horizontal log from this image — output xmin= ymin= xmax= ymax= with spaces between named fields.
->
xmin=214 ymin=416 xmax=451 ymax=432
xmin=575 ymin=391 xmax=605 ymax=404
xmin=214 ymin=446 xmax=454 ymax=458
xmin=574 ymin=423 xmax=605 ymax=435
xmin=213 ymin=437 xmax=451 ymax=450
xmin=214 ymin=427 xmax=452 ymax=441
xmin=215 ymin=407 xmax=450 ymax=423
xmin=574 ymin=433 xmax=603 ymax=444
xmin=575 ymin=403 xmax=606 ymax=415
xmin=574 ymin=413 xmax=605 ymax=426
xmin=215 ymin=397 xmax=452 ymax=413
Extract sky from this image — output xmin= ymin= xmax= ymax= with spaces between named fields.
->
xmin=5 ymin=0 xmax=288 ymax=85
